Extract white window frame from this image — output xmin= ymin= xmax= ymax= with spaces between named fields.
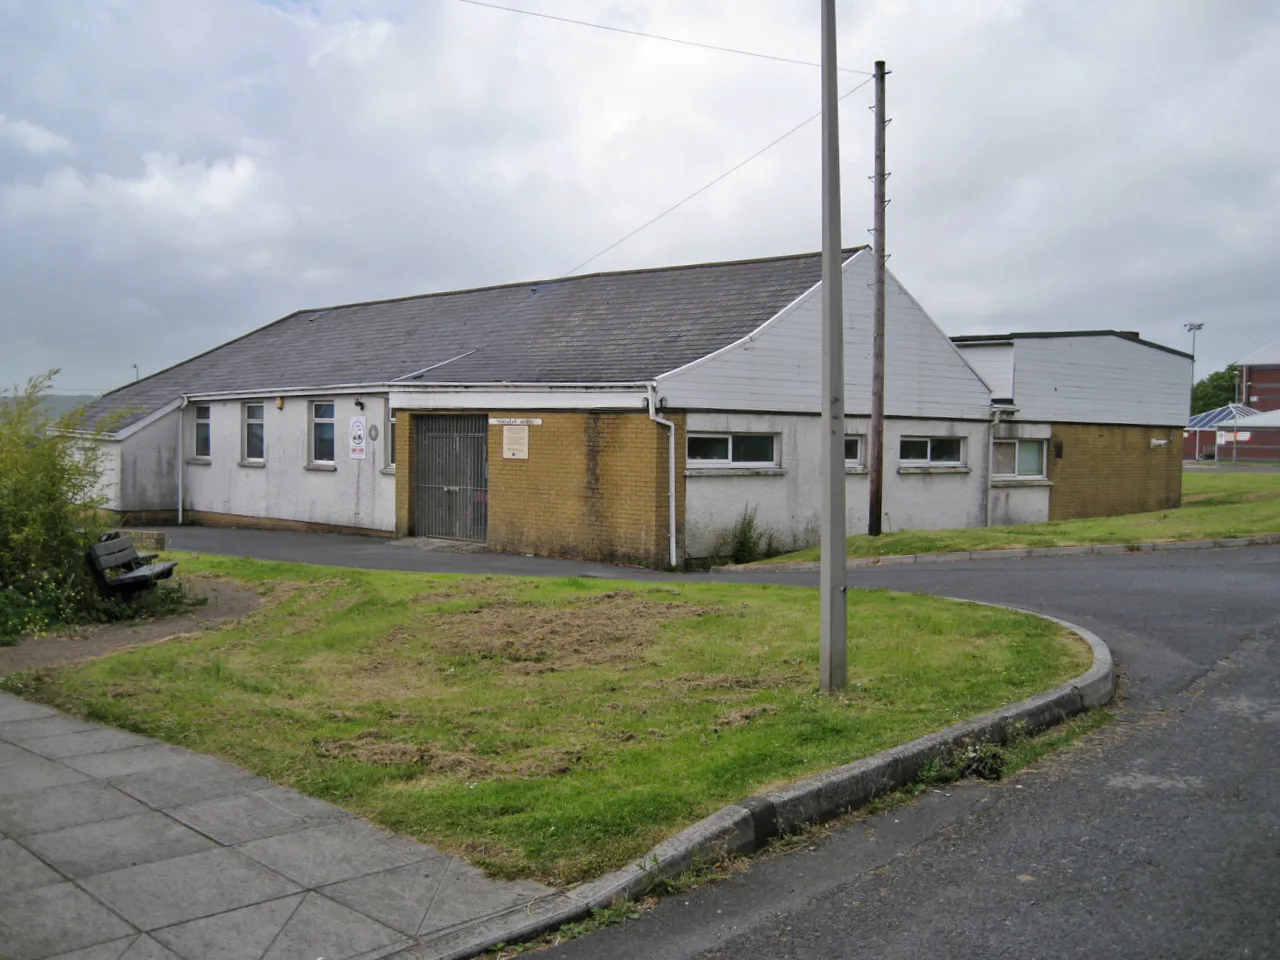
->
xmin=844 ymin=433 xmax=865 ymax=465
xmin=993 ymin=438 xmax=1047 ymax=479
xmin=899 ymin=436 xmax=965 ymax=466
xmin=242 ymin=403 xmax=265 ymax=463
xmin=686 ymin=433 xmax=779 ymax=468
xmin=310 ymin=400 xmax=336 ymax=465
xmin=194 ymin=405 xmax=212 ymax=460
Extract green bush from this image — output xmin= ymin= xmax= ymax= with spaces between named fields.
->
xmin=711 ymin=505 xmax=781 ymax=565
xmin=0 ymin=372 xmax=111 ymax=640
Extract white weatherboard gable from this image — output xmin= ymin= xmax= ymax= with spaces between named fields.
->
xmin=1008 ymin=336 xmax=1191 ymax=426
xmin=955 ymin=342 xmax=1014 ymax=398
xmin=657 ymin=252 xmax=993 ymax=419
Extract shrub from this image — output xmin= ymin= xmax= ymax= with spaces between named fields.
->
xmin=711 ymin=505 xmax=781 ymax=565
xmin=0 ymin=372 xmax=111 ymax=640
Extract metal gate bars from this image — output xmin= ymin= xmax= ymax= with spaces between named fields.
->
xmin=413 ymin=414 xmax=488 ymax=541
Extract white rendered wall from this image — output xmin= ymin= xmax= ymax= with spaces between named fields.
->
xmin=118 ymin=411 xmax=179 ymax=512
xmin=683 ymin=412 xmax=991 ymax=556
xmin=180 ymin=394 xmax=396 ymax=532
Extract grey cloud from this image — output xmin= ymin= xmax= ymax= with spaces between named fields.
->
xmin=0 ymin=0 xmax=1276 ymax=394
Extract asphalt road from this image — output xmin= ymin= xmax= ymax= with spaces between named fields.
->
xmin=163 ymin=527 xmax=1280 ymax=958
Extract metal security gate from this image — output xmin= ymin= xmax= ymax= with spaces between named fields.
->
xmin=413 ymin=414 xmax=488 ymax=541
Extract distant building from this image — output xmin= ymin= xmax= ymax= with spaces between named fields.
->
xmin=84 ymin=249 xmax=1191 ymax=564
xmin=1185 ymin=404 xmax=1257 ymax=460
xmin=1238 ymin=337 xmax=1280 ymax=413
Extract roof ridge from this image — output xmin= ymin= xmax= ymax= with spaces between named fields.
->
xmin=292 ymin=246 xmax=870 ymax=317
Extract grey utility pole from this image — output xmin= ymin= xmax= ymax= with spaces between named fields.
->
xmin=818 ymin=0 xmax=847 ymax=693
xmin=868 ymin=60 xmax=888 ymax=536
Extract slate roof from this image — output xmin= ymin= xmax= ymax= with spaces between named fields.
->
xmin=1187 ymin=404 xmax=1258 ymax=430
xmin=89 ymin=248 xmax=865 ymax=431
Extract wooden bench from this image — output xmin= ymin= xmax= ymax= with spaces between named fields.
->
xmin=86 ymin=534 xmax=178 ymax=597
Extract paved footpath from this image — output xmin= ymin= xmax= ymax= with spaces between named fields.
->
xmin=0 ymin=692 xmax=555 ymax=960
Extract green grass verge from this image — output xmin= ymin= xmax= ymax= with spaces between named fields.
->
xmin=2 ymin=555 xmax=1091 ymax=885
xmin=758 ymin=470 xmax=1280 ymax=564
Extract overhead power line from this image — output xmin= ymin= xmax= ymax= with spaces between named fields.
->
xmin=563 ymin=74 xmax=875 ymax=276
xmin=455 ymin=0 xmax=874 ymax=76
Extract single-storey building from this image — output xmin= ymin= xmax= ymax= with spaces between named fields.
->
xmin=950 ymin=331 xmax=1189 ymax=522
xmin=1184 ymin=404 xmax=1257 ymax=460
xmin=85 ymin=248 xmax=1191 ymax=566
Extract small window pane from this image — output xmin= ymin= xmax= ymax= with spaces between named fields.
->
xmin=993 ymin=441 xmax=1016 ymax=475
xmin=195 ymin=423 xmax=211 ymax=458
xmin=195 ymin=405 xmax=210 ymax=420
xmin=931 ymin=438 xmax=962 ymax=463
xmin=844 ymin=436 xmax=861 ymax=461
xmin=314 ymin=402 xmax=334 ymax=420
xmin=1017 ymin=440 xmax=1045 ymax=477
xmin=688 ymin=436 xmax=729 ymax=461
xmin=314 ymin=422 xmax=335 ymax=462
xmin=245 ymin=404 xmax=264 ymax=421
xmin=900 ymin=438 xmax=929 ymax=461
xmin=731 ymin=435 xmax=774 ymax=463
xmin=245 ymin=422 xmax=264 ymax=460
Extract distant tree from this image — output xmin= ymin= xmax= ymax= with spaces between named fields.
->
xmin=1192 ymin=364 xmax=1239 ymax=415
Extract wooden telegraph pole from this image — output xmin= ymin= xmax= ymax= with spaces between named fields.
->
xmin=868 ymin=60 xmax=888 ymax=536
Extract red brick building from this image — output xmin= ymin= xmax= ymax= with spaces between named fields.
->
xmin=1238 ymin=337 xmax=1280 ymax=413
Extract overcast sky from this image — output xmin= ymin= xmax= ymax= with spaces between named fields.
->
xmin=1 ymin=0 xmax=1276 ymax=395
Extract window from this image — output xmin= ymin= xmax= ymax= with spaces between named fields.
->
xmin=194 ymin=405 xmax=211 ymax=459
xmin=312 ymin=401 xmax=335 ymax=463
xmin=993 ymin=439 xmax=1046 ymax=478
xmin=900 ymin=437 xmax=964 ymax=465
xmin=243 ymin=404 xmax=264 ymax=461
xmin=844 ymin=434 xmax=863 ymax=463
xmin=687 ymin=433 xmax=777 ymax=466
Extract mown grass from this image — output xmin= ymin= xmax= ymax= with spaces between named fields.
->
xmin=760 ymin=470 xmax=1280 ymax=564
xmin=3 ymin=555 xmax=1090 ymax=885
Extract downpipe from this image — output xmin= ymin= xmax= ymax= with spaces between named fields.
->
xmin=647 ymin=384 xmax=678 ymax=569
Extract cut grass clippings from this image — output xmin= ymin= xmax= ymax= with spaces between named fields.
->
xmin=2 ymin=555 xmax=1091 ymax=886
xmin=759 ymin=470 xmax=1280 ymax=564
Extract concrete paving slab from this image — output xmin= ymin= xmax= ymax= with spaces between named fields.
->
xmin=236 ymin=818 xmax=439 ymax=888
xmin=259 ymin=892 xmax=408 ymax=960
xmin=0 ymin=714 xmax=99 ymax=743
xmin=150 ymin=894 xmax=304 ymax=960
xmin=42 ymin=937 xmax=134 ymax=960
xmin=0 ymin=779 xmax=150 ymax=837
xmin=0 ymin=739 xmax=33 ymax=764
xmin=168 ymin=785 xmax=350 ymax=845
xmin=419 ymin=860 xmax=552 ymax=935
xmin=118 ymin=936 xmax=183 ymax=960
xmin=21 ymin=727 xmax=153 ymax=760
xmin=19 ymin=811 xmax=216 ymax=879
xmin=319 ymin=860 xmax=451 ymax=937
xmin=61 ymin=743 xmax=196 ymax=779
xmin=0 ymin=837 xmax=64 ymax=896
xmin=0 ymin=881 xmax=138 ymax=960
xmin=0 ymin=695 xmax=57 ymax=724
xmin=104 ymin=757 xmax=270 ymax=809
xmin=0 ymin=753 xmax=91 ymax=797
xmin=80 ymin=847 xmax=302 ymax=930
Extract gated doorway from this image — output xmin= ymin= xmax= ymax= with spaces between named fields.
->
xmin=413 ymin=414 xmax=488 ymax=541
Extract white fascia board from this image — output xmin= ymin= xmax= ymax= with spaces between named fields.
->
xmin=654 ymin=249 xmax=868 ymax=383
xmin=186 ymin=383 xmax=391 ymax=402
xmin=390 ymin=388 xmax=649 ymax=411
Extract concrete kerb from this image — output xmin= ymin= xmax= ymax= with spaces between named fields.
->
xmin=393 ymin=612 xmax=1116 ymax=960
xmin=713 ymin=533 xmax=1280 ymax=573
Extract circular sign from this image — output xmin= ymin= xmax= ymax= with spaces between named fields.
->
xmin=368 ymin=424 xmax=380 ymax=442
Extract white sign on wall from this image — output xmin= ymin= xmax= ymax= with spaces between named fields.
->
xmin=502 ymin=424 xmax=530 ymax=460
xmin=490 ymin=418 xmax=543 ymax=426
xmin=349 ymin=416 xmax=367 ymax=459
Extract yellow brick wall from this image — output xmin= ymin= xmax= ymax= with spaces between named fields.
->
xmin=1048 ymin=423 xmax=1183 ymax=520
xmin=393 ymin=409 xmax=686 ymax=567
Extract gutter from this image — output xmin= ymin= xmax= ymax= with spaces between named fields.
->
xmin=647 ymin=384 xmax=679 ymax=569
